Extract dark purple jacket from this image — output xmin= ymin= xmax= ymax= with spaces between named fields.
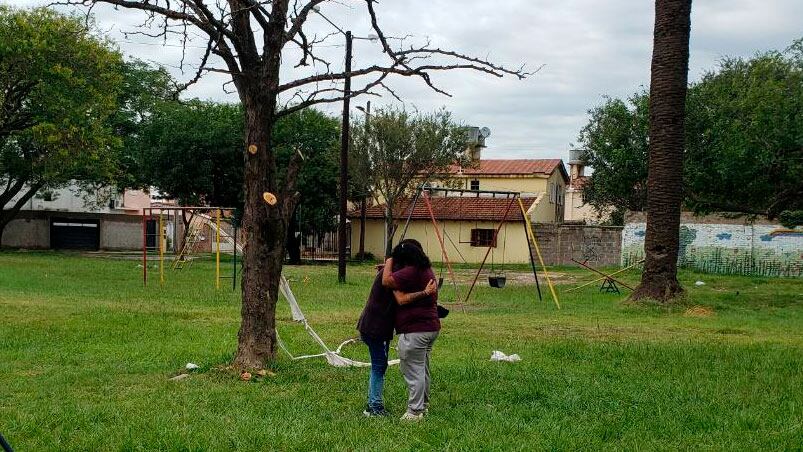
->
xmin=356 ymin=272 xmax=395 ymax=340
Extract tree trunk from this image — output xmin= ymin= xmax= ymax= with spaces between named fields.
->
xmin=384 ymin=201 xmax=394 ymax=258
xmin=0 ymin=182 xmax=43 ymax=248
xmin=233 ymin=88 xmax=288 ymax=369
xmin=631 ymin=0 xmax=692 ymax=302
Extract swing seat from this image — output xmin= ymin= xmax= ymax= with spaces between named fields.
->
xmin=488 ymin=275 xmax=506 ymax=288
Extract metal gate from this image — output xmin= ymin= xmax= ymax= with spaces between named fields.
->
xmin=51 ymin=218 xmax=100 ymax=250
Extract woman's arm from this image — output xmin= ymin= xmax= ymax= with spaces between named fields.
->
xmin=393 ymin=279 xmax=438 ymax=306
xmin=381 ymin=257 xmax=396 ymax=288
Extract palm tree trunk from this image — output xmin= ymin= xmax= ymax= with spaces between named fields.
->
xmin=631 ymin=0 xmax=692 ymax=302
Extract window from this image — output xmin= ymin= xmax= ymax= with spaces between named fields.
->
xmin=470 ymin=228 xmax=497 ymax=247
xmin=470 ymin=180 xmax=480 ymax=191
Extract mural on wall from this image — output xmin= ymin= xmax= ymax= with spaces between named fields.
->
xmin=622 ymin=223 xmax=803 ymax=277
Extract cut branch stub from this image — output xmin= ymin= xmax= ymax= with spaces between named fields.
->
xmin=248 ymin=144 xmax=258 ymax=155
xmin=262 ymin=192 xmax=277 ymax=206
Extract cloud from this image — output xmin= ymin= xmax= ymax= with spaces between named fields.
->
xmin=4 ymin=0 xmax=801 ymax=161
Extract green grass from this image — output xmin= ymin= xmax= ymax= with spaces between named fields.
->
xmin=0 ymin=251 xmax=801 ymax=451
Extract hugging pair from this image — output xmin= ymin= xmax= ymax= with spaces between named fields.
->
xmin=356 ymin=239 xmax=441 ymax=421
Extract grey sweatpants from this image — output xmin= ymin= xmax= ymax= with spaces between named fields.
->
xmin=397 ymin=331 xmax=439 ymax=414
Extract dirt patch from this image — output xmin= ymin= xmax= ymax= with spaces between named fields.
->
xmin=443 ymin=269 xmax=577 ymax=287
xmin=684 ymin=305 xmax=715 ymax=317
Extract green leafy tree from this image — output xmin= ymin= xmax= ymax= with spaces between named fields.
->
xmin=133 ymin=99 xmax=340 ymax=260
xmin=578 ymin=93 xmax=650 ymax=224
xmin=137 ymin=100 xmax=244 ymax=207
xmin=0 ymin=7 xmax=123 ymax=244
xmin=350 ymin=107 xmax=468 ymax=257
xmin=273 ymin=108 xmax=340 ymax=264
xmin=684 ymin=40 xmax=803 ymax=221
xmin=112 ymin=59 xmax=175 ymax=190
xmin=579 ymin=38 xmax=803 ymax=228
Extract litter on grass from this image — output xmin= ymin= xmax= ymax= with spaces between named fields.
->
xmin=490 ymin=351 xmax=521 ymax=362
xmin=185 ymin=363 xmax=199 ymax=370
xmin=695 ymin=281 xmax=706 ymax=286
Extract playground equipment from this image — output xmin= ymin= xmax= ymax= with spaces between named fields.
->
xmin=567 ymin=258 xmax=644 ymax=294
xmin=141 ymin=206 xmax=239 ymax=289
xmin=395 ymin=185 xmax=560 ymax=309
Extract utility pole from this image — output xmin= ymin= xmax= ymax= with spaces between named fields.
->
xmin=338 ymin=30 xmax=352 ymax=284
xmin=357 ymin=101 xmax=370 ymax=261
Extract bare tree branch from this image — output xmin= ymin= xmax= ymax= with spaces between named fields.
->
xmin=284 ymin=0 xmax=328 ymax=44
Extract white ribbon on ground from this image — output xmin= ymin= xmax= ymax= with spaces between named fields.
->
xmin=277 ymin=275 xmax=400 ymax=368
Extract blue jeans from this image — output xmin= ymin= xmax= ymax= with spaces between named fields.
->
xmin=361 ymin=334 xmax=390 ymax=411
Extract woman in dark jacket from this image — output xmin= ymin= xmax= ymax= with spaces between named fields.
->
xmin=382 ymin=241 xmax=440 ymax=421
xmin=356 ymin=239 xmax=435 ymax=417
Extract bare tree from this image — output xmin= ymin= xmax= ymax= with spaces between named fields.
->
xmin=61 ymin=0 xmax=531 ymax=369
xmin=350 ymin=106 xmax=468 ymax=257
xmin=630 ymin=0 xmax=692 ymax=302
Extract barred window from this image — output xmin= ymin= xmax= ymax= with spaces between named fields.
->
xmin=470 ymin=228 xmax=497 ymax=247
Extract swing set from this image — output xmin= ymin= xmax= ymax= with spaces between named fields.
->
xmin=395 ymin=185 xmax=560 ymax=309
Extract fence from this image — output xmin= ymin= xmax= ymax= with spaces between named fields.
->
xmin=622 ymin=212 xmax=803 ymax=277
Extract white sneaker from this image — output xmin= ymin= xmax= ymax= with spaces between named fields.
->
xmin=400 ymin=411 xmax=424 ymax=421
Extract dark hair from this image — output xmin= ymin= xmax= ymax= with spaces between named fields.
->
xmin=399 ymin=238 xmax=423 ymax=251
xmin=391 ymin=239 xmax=431 ymax=269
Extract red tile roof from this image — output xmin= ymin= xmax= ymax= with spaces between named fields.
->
xmin=570 ymin=175 xmax=589 ymax=189
xmin=349 ymin=196 xmax=537 ymax=222
xmin=444 ymin=159 xmax=564 ymax=176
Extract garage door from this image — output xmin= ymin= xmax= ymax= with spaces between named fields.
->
xmin=51 ymin=218 xmax=100 ymax=250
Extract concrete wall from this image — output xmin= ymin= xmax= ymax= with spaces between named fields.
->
xmin=100 ymin=218 xmax=142 ymax=250
xmin=622 ymin=212 xmax=803 ymax=277
xmin=1 ymin=211 xmax=144 ymax=250
xmin=532 ymin=223 xmax=623 ymax=266
xmin=1 ymin=216 xmax=49 ymax=248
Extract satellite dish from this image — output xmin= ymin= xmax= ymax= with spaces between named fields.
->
xmin=480 ymin=127 xmax=491 ymax=138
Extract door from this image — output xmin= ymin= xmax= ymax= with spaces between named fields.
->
xmin=50 ymin=218 xmax=100 ymax=250
xmin=145 ymin=219 xmax=157 ymax=249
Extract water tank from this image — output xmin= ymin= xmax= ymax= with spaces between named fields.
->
xmin=568 ymin=149 xmax=586 ymax=165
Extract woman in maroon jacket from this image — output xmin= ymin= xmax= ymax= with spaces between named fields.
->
xmin=356 ymin=239 xmax=435 ymax=417
xmin=382 ymin=241 xmax=440 ymax=421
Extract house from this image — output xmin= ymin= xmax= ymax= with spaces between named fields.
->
xmin=349 ymin=128 xmax=587 ymax=262
xmin=1 ymin=183 xmax=152 ymax=250
xmin=428 ymin=158 xmax=569 ymax=224
xmin=348 ymin=196 xmax=539 ymax=264
xmin=563 ymin=149 xmax=610 ymax=224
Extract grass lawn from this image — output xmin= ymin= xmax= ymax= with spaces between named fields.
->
xmin=1 ymin=251 xmax=801 ymax=450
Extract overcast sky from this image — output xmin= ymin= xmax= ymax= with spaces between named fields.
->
xmin=7 ymin=0 xmax=803 ymax=161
